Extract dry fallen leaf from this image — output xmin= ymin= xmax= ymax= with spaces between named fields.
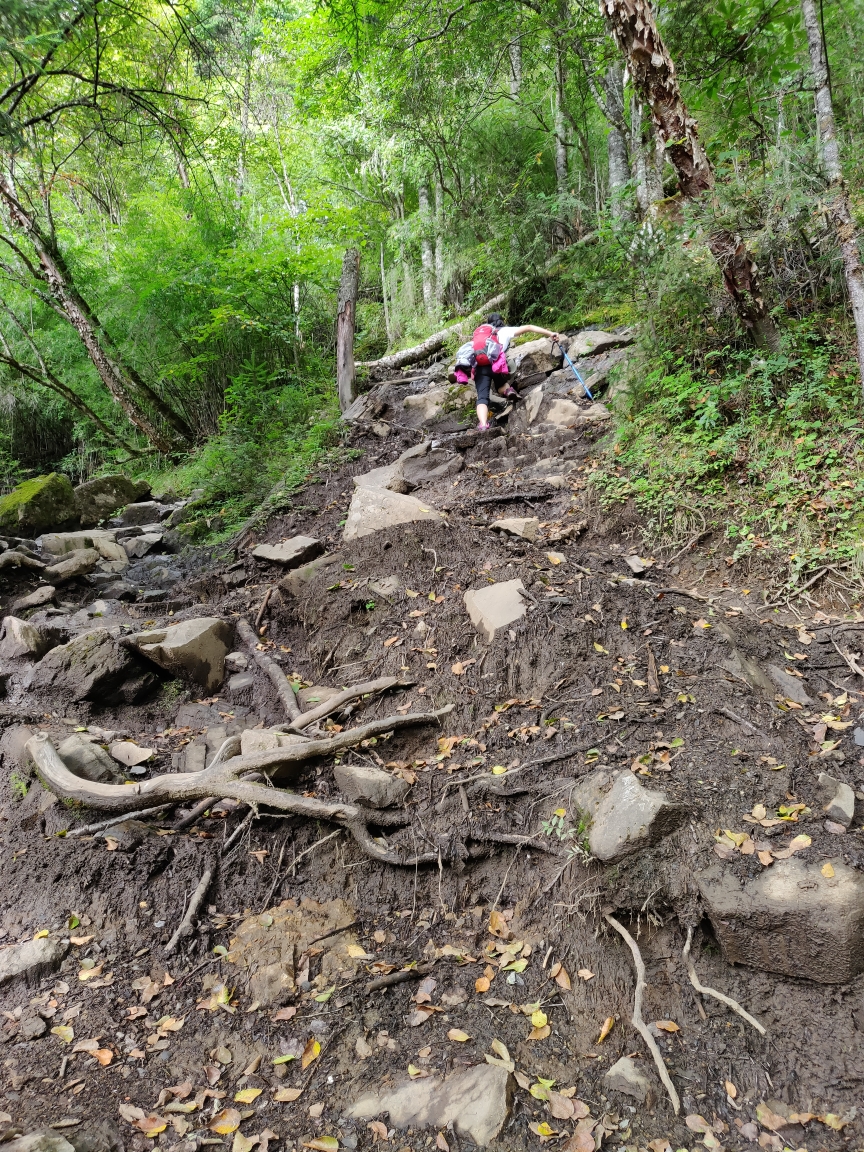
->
xmin=234 ymin=1088 xmax=262 ymax=1104
xmin=209 ymin=1108 xmax=242 ymax=1135
xmin=822 ymin=862 xmax=835 ymax=878
xmin=308 ymin=1103 xmax=325 ymax=1119
xmin=51 ymin=1026 xmax=74 ymax=1044
xmin=110 ymin=741 xmax=154 ymax=767
xmin=756 ymin=1102 xmax=789 ymax=1132
xmin=436 ymin=1134 xmax=450 ymax=1152
xmin=273 ymin=1087 xmax=303 ymax=1102
xmin=553 ymin=964 xmax=571 ymax=990
xmin=231 ymin=1134 xmax=257 ymax=1152
xmin=272 ymin=1006 xmax=297 ymax=1022
xmin=725 ymin=1080 xmax=737 ymax=1099
xmin=488 ymin=909 xmax=510 ymax=939
xmin=596 ymin=1016 xmax=614 ymax=1043
xmin=302 ymin=1139 xmax=339 ymax=1151
xmin=654 ymin=1020 xmax=680 ymax=1033
xmin=577 ymin=968 xmax=594 ymax=981
xmin=301 ymin=1036 xmax=321 ymax=1069
xmin=685 ymin=1115 xmax=713 ymax=1135
xmin=367 ymin=1121 xmax=388 ymax=1141
xmin=135 ymin=1116 xmax=167 ymax=1137
xmin=447 ymin=1029 xmax=471 ymax=1042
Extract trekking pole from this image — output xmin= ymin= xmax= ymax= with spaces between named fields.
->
xmin=553 ymin=339 xmax=594 ymax=400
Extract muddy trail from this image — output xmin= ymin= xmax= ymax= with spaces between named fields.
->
xmin=0 ymin=332 xmax=863 ymax=1152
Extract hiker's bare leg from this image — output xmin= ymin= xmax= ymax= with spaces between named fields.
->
xmin=477 ymin=402 xmax=490 ymax=427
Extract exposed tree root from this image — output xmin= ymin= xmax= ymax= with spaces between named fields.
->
xmin=711 ymin=706 xmax=765 ymax=736
xmin=683 ymin=926 xmax=766 ymax=1035
xmin=236 ymin=617 xmax=302 ymax=721
xmin=65 ymin=803 xmax=174 ymax=838
xmin=285 ymin=675 xmax=406 ymax=733
xmin=165 ymin=867 xmax=213 ymax=955
xmin=604 ymin=911 xmax=681 ymax=1114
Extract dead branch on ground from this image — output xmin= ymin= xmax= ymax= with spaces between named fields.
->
xmin=683 ymin=926 xmax=766 ymax=1034
xmin=604 ymin=911 xmax=681 ymax=1114
xmin=236 ymin=617 xmax=302 ymax=720
xmin=165 ymin=867 xmax=213 ymax=955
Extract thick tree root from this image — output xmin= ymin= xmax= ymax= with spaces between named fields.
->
xmin=236 ymin=617 xmax=302 ymax=721
xmin=165 ymin=867 xmax=214 ymax=955
xmin=27 ymin=706 xmax=453 ymax=866
xmin=683 ymin=926 xmax=766 ymax=1035
xmin=285 ymin=675 xmax=406 ymax=733
xmin=604 ymin=911 xmax=681 ymax=1114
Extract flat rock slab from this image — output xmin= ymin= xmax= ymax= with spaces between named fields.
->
xmin=817 ymin=772 xmax=855 ymax=827
xmin=343 ymin=487 xmax=442 ymax=541
xmin=353 ymin=462 xmax=410 ymax=493
xmin=491 ymin=517 xmax=538 ymax=542
xmin=766 ymin=663 xmax=812 ymax=705
xmin=698 ymin=857 xmax=864 ymax=982
xmin=225 ymin=897 xmax=360 ymax=1006
xmin=0 ymin=936 xmax=69 ymax=987
xmin=251 ymin=536 xmax=323 ymax=566
xmin=588 ymin=772 xmax=688 ymax=862
xmin=348 ymin=1063 xmax=513 ymax=1147
xmin=567 ymin=329 xmax=633 ymax=357
xmin=130 ymin=617 xmax=231 ymax=691
xmin=604 ymin=1056 xmax=653 ymax=1104
xmin=11 ymin=586 xmax=56 ymax=613
xmin=401 ymin=449 xmax=463 ymax=485
xmin=334 ymin=762 xmax=410 ymax=808
xmin=464 ymin=579 xmax=526 ymax=643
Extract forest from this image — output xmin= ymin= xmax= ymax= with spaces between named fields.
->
xmin=1 ymin=0 xmax=863 ymax=578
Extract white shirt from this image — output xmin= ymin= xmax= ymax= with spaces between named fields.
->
xmin=496 ymin=326 xmax=519 ymax=352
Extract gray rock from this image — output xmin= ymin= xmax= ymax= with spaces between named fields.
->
xmin=39 ymin=530 xmax=126 ymax=563
xmin=367 ymin=575 xmax=402 ymax=599
xmin=817 ymin=772 xmax=855 ymax=828
xmin=0 ymin=616 xmax=58 ymax=660
xmin=30 ymin=628 xmax=155 ymax=703
xmin=74 ymin=474 xmax=150 ymax=527
xmin=57 ymin=733 xmax=124 ymax=784
xmin=334 ymin=763 xmax=410 ymax=808
xmin=464 ymin=579 xmax=526 ymax=643
xmin=95 ymin=819 xmax=154 ymax=851
xmin=129 ymin=617 xmax=231 ymax=691
xmin=766 ymin=664 xmax=812 ymax=705
xmin=3 ymin=1134 xmax=74 ymax=1152
xmin=508 ymin=337 xmax=563 ymax=381
xmin=588 ymin=772 xmax=688 ymax=862
xmin=225 ymin=651 xmax=249 ymax=672
xmin=11 ymin=586 xmax=56 ymax=613
xmin=624 ymin=555 xmax=648 ymax=575
xmin=0 ymin=936 xmax=69 ymax=987
xmin=343 ymin=487 xmax=442 ymax=541
xmin=19 ymin=1015 xmax=47 ymax=1040
xmin=116 ymin=500 xmax=164 ymax=525
xmin=67 ymin=1121 xmax=123 ymax=1152
xmin=604 ymin=1056 xmax=653 ymax=1103
xmin=698 ymin=857 xmax=864 ymax=982
xmin=98 ymin=581 xmax=136 ymax=601
xmin=402 ymin=384 xmax=473 ymax=426
xmin=251 ymin=536 xmax=323 ymax=567
xmin=297 ymin=684 xmax=341 ymax=709
xmin=228 ymin=672 xmax=255 ymax=694
xmin=42 ymin=548 xmax=101 ymax=582
xmin=353 ymin=462 xmax=411 ymax=494
xmin=347 ymin=1063 xmax=513 ymax=1146
xmin=123 ymin=532 xmax=162 ymax=559
xmin=401 ymin=449 xmax=463 ymax=486
xmin=490 ymin=517 xmax=538 ymax=542
xmin=566 ymin=329 xmax=633 ymax=357
xmin=279 ymin=551 xmax=343 ymax=596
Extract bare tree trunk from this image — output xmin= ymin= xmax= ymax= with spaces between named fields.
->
xmin=800 ymin=0 xmax=864 ymax=386
xmin=553 ymin=46 xmax=570 ymax=246
xmin=336 ymin=248 xmax=360 ymax=412
xmin=434 ymin=180 xmax=445 ymax=304
xmin=603 ymin=62 xmax=631 ymax=220
xmin=0 ymin=174 xmax=187 ymax=451
xmin=602 ymin=0 xmax=779 ymax=350
xmin=631 ymin=98 xmax=666 ymax=215
xmin=419 ymin=184 xmax=435 ymax=313
xmin=380 ymin=243 xmax=392 ymax=348
xmin=509 ymin=40 xmax=522 ymax=98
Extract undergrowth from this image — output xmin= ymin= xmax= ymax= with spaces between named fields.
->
xmin=591 ymin=312 xmax=864 ymax=588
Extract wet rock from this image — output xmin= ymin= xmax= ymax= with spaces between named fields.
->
xmin=588 ymin=772 xmax=689 ymax=862
xmin=490 ymin=517 xmax=538 ymax=542
xmin=225 ymin=897 xmax=360 ymax=1005
xmin=766 ymin=664 xmax=812 ymax=705
xmin=464 ymin=579 xmax=526 ymax=643
xmin=279 ymin=551 xmax=343 ymax=596
xmin=129 ymin=616 xmax=231 ymax=691
xmin=74 ymin=474 xmax=150 ymax=527
xmin=334 ymin=763 xmax=410 ymax=808
xmin=0 ymin=616 xmax=60 ymax=660
xmin=347 ymin=1063 xmax=513 ymax=1147
xmin=42 ymin=548 xmax=101 ymax=582
xmin=57 ymin=733 xmax=125 ymax=784
xmin=297 ymin=684 xmax=341 ymax=709
xmin=19 ymin=1015 xmax=47 ymax=1041
xmin=401 ymin=449 xmax=463 ymax=486
xmin=698 ymin=856 xmax=864 ymax=982
xmin=0 ymin=474 xmax=78 ymax=536
xmin=251 ymin=536 xmax=323 ymax=566
xmin=343 ymin=487 xmax=442 ymax=541
xmin=816 ymin=772 xmax=855 ymax=827
xmin=604 ymin=1056 xmax=653 ymax=1104
xmin=0 ymin=937 xmax=69 ymax=987
xmin=123 ymin=532 xmax=162 ymax=559
xmin=11 ymin=586 xmax=56 ymax=614
xmin=30 ymin=629 xmax=155 ymax=703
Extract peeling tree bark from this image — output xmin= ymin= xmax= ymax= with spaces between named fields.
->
xmin=601 ymin=0 xmax=779 ymax=350
xmin=603 ymin=62 xmax=632 ymax=221
xmin=336 ymin=247 xmax=360 ymax=412
xmin=800 ymin=0 xmax=864 ymax=389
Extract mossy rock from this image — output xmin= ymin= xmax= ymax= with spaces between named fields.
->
xmin=74 ymin=473 xmax=151 ymax=527
xmin=0 ymin=474 xmax=79 ymax=535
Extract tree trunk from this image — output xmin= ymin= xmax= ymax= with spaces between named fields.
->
xmin=380 ymin=243 xmax=392 ymax=348
xmin=419 ymin=184 xmax=435 ymax=313
xmin=434 ymin=180 xmax=446 ymax=303
xmin=800 ymin=0 xmax=864 ymax=385
xmin=336 ymin=247 xmax=360 ymax=412
xmin=602 ymin=0 xmax=779 ymax=350
xmin=509 ymin=40 xmax=522 ymax=98
xmin=603 ymin=62 xmax=631 ymax=220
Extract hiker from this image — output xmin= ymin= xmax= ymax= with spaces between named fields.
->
xmin=454 ymin=314 xmax=561 ymax=430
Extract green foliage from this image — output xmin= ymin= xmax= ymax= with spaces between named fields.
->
xmin=9 ymin=771 xmax=29 ymax=800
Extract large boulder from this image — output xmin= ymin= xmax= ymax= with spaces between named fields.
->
xmin=587 ymin=772 xmax=689 ymax=862
xmin=403 ymin=384 xmax=473 ymax=425
xmin=39 ymin=530 xmax=127 ymax=564
xmin=129 ymin=617 xmax=231 ymax=691
xmin=251 ymin=536 xmax=323 ymax=567
xmin=464 ymin=579 xmax=526 ymax=643
xmin=42 ymin=548 xmax=101 ymax=582
xmin=343 ymin=487 xmax=442 ymax=541
xmin=30 ymin=629 xmax=156 ymax=703
xmin=348 ymin=1064 xmax=513 ymax=1147
xmin=0 ymin=474 xmax=78 ymax=535
xmin=566 ymin=329 xmax=633 ymax=357
xmin=115 ymin=500 xmax=166 ymax=526
xmin=698 ymin=857 xmax=864 ymax=983
xmin=508 ymin=337 xmax=563 ymax=382
xmin=0 ymin=616 xmax=62 ymax=660
xmin=74 ymin=475 xmax=150 ymax=528
xmin=401 ymin=448 xmax=463 ymax=486
xmin=0 ymin=936 xmax=69 ymax=987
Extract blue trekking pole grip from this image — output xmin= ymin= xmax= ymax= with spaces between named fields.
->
xmin=554 ymin=338 xmax=594 ymax=400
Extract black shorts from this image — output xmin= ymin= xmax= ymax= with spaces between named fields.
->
xmin=474 ymin=365 xmax=509 ymax=406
